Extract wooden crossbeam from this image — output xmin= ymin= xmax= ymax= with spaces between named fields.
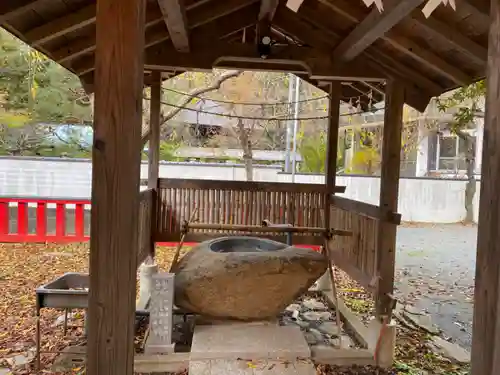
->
xmin=138 ymin=41 xmax=385 ymax=81
xmin=333 ymin=0 xmax=425 ymax=62
xmin=157 ymin=0 xmax=190 ymax=52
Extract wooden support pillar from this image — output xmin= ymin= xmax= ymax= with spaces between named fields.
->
xmin=148 ymin=71 xmax=161 ymax=189
xmin=87 ymin=0 xmax=145 ymax=374
xmin=325 ymin=82 xmax=342 ymax=225
xmin=471 ymin=1 xmax=500 ymax=373
xmin=317 ymin=82 xmax=341 ymax=291
xmin=375 ymin=80 xmax=404 ymax=319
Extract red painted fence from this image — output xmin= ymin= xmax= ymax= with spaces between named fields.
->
xmin=0 ymin=197 xmax=90 ymax=243
xmin=0 ymin=196 xmax=320 ymax=250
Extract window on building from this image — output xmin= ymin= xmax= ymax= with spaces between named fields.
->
xmin=435 ymin=133 xmax=476 ymax=172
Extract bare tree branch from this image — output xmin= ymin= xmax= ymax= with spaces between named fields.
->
xmin=142 ymin=70 xmax=242 ymax=146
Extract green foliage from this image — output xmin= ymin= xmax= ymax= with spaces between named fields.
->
xmin=0 ymin=29 xmax=92 ymax=124
xmin=437 ymin=80 xmax=485 ymax=132
xmin=0 ymin=29 xmax=93 ymax=156
xmin=297 ymin=129 xmax=345 ymax=173
xmin=159 ymin=139 xmax=180 ymax=161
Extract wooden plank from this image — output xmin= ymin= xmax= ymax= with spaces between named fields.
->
xmin=333 ymin=0 xmax=424 ymax=61
xmin=86 ymin=0 xmax=145 ymax=374
xmin=316 ymin=0 xmax=469 ymax=87
xmin=410 ymin=12 xmax=487 ymax=66
xmin=375 ymin=79 xmax=404 ymax=319
xmin=157 ymin=0 xmax=189 ymax=52
xmin=148 ymin=71 xmax=161 ymax=189
xmin=25 ymin=4 xmax=96 ymax=46
xmin=158 ymin=178 xmax=346 ymax=193
xmin=470 ymin=0 xmax=500 ymax=374
xmin=52 ymin=4 xmax=164 ymax=64
xmin=326 ymin=242 xmax=377 ymax=293
xmin=53 ymin=0 xmax=255 ymax=64
xmin=331 ymin=196 xmax=401 ymax=224
xmin=0 ymin=0 xmax=48 ymax=23
xmin=384 ymin=34 xmax=470 ymax=86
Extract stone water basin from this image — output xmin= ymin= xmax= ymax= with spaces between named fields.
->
xmin=173 ymin=236 xmax=327 ymax=320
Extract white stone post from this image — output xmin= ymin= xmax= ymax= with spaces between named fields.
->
xmin=145 ymin=272 xmax=175 ymax=354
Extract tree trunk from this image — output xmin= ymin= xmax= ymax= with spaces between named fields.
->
xmin=237 ymin=118 xmax=253 ymax=181
xmin=457 ymin=131 xmax=476 ymax=223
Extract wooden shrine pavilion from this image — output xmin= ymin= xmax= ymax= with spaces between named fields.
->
xmin=0 ymin=0 xmax=498 ymax=374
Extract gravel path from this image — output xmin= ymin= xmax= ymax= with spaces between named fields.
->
xmin=395 ymin=225 xmax=477 ymax=349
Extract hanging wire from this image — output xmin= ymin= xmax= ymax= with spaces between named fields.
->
xmin=157 ymin=99 xmax=383 ymax=121
xmin=161 ymin=86 xmax=330 ymax=106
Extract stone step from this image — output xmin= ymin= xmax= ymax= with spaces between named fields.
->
xmin=190 ymin=322 xmax=311 ymax=361
xmin=190 ymin=359 xmax=316 ymax=375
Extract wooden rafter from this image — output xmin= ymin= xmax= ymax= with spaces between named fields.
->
xmin=333 ymin=0 xmax=424 ymax=62
xmin=0 ymin=0 xmax=48 ymax=23
xmin=410 ymin=11 xmax=487 ymax=66
xmin=257 ymin=0 xmax=279 ymax=43
xmin=157 ymin=0 xmax=190 ymax=52
xmin=26 ymin=5 xmax=96 ymax=47
xmin=288 ymin=3 xmax=441 ymax=92
xmin=57 ymin=0 xmax=256 ymax=65
xmin=318 ymin=0 xmax=470 ymax=85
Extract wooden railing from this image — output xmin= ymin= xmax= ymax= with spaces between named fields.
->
xmin=328 ymin=196 xmax=401 ymax=293
xmin=138 ymin=189 xmax=154 ymax=264
xmin=155 ymin=178 xmax=345 ymax=245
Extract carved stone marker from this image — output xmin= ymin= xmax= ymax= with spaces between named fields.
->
xmin=145 ymin=272 xmax=175 ymax=354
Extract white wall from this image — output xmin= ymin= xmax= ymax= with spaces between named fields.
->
xmin=276 ymin=173 xmax=479 ymax=223
xmin=0 ymin=157 xmax=280 ymax=198
xmin=0 ymin=156 xmax=480 ymax=223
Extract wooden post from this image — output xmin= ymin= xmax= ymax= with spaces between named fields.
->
xmin=325 ymin=82 xmax=342 ymax=227
xmin=317 ymin=82 xmax=341 ymax=291
xmin=471 ymin=1 xmax=500 ymax=373
xmin=87 ymin=0 xmax=145 ymax=374
xmin=375 ymin=80 xmax=404 ymax=319
xmin=148 ymin=71 xmax=161 ymax=189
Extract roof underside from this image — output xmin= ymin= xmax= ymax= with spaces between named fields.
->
xmin=0 ymin=0 xmax=491 ymax=112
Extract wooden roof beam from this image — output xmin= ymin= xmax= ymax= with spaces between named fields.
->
xmin=157 ymin=0 xmax=190 ymax=52
xmin=333 ymin=0 xmax=424 ymax=62
xmin=290 ymin=2 xmax=442 ymax=94
xmin=0 ymin=0 xmax=48 ymax=23
xmin=410 ymin=11 xmax=487 ymax=66
xmin=257 ymin=0 xmax=279 ymax=43
xmin=55 ymin=0 xmax=257 ymax=64
xmin=320 ymin=0 xmax=470 ymax=86
xmin=72 ymin=39 xmax=385 ymax=82
xmin=25 ymin=4 xmax=96 ymax=47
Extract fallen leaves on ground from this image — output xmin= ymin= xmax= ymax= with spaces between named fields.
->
xmin=1 ymin=243 xmax=471 ymax=375
xmin=0 ymin=242 xmax=179 ymax=373
xmin=0 ymin=242 xmax=89 ymax=370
